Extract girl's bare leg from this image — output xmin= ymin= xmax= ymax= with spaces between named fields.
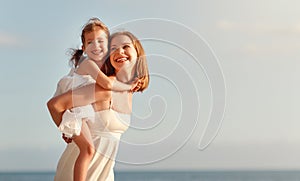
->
xmin=73 ymin=119 xmax=95 ymax=181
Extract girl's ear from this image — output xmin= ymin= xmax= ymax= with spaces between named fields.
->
xmin=81 ymin=45 xmax=85 ymax=51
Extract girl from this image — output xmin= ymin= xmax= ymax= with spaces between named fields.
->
xmin=48 ymin=31 xmax=149 ymax=181
xmin=51 ymin=18 xmax=139 ymax=181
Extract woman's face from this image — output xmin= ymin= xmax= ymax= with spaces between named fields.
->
xmin=82 ymin=27 xmax=108 ymax=62
xmin=109 ymin=34 xmax=138 ymax=72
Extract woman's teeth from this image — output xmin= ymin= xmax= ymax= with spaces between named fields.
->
xmin=116 ymin=57 xmax=127 ymax=62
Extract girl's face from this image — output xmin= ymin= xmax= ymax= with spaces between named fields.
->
xmin=82 ymin=27 xmax=108 ymax=62
xmin=109 ymin=34 xmax=138 ymax=72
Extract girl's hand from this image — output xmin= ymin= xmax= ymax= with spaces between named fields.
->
xmin=131 ymin=79 xmax=142 ymax=92
xmin=62 ymin=133 xmax=73 ymax=144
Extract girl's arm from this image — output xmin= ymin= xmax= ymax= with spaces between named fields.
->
xmin=47 ymin=83 xmax=111 ymax=126
xmin=78 ymin=59 xmax=137 ymax=91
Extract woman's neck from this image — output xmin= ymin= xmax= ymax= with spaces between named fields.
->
xmin=115 ymin=66 xmax=135 ymax=83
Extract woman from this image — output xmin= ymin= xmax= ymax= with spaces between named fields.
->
xmin=47 ymin=31 xmax=149 ymax=181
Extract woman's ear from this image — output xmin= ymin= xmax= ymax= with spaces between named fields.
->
xmin=81 ymin=45 xmax=85 ymax=51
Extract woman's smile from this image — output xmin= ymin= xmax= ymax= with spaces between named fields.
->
xmin=114 ymin=56 xmax=129 ymax=63
xmin=110 ymin=35 xmax=137 ymax=71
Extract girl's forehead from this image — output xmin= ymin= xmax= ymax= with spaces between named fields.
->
xmin=85 ymin=29 xmax=107 ymax=38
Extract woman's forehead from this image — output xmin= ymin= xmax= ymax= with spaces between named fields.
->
xmin=110 ymin=35 xmax=132 ymax=46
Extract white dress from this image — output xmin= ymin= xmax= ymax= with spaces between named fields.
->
xmin=54 ymin=68 xmax=95 ymax=137
xmin=53 ymin=70 xmax=131 ymax=180
xmin=54 ymin=105 xmax=131 ymax=181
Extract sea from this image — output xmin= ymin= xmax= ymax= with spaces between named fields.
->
xmin=1 ymin=170 xmax=300 ymax=181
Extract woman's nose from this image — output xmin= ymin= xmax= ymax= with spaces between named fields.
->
xmin=116 ymin=47 xmax=125 ymax=54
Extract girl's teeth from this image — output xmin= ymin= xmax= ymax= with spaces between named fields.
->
xmin=92 ymin=50 xmax=101 ymax=55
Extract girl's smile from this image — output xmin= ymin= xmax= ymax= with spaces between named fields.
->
xmin=83 ymin=27 xmax=108 ymax=62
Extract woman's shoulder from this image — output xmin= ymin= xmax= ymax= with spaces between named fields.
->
xmin=108 ymin=75 xmax=116 ymax=80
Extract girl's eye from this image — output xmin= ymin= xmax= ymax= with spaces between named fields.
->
xmin=110 ymin=47 xmax=116 ymax=51
xmin=123 ymin=45 xmax=130 ymax=49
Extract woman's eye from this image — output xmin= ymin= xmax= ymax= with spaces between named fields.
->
xmin=123 ymin=45 xmax=130 ymax=49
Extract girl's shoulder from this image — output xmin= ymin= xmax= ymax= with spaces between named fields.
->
xmin=75 ymin=58 xmax=97 ymax=73
xmin=77 ymin=57 xmax=94 ymax=66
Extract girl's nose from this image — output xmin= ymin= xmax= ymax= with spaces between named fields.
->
xmin=94 ymin=41 xmax=101 ymax=47
xmin=87 ymin=42 xmax=98 ymax=49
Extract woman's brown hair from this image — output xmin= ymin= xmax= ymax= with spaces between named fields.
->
xmin=104 ymin=31 xmax=150 ymax=92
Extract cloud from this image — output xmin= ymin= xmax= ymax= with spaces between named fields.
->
xmin=241 ymin=43 xmax=300 ymax=55
xmin=216 ymin=20 xmax=300 ymax=56
xmin=217 ymin=20 xmax=300 ymax=35
xmin=0 ymin=31 xmax=25 ymax=47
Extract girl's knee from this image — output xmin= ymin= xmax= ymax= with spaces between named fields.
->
xmin=79 ymin=143 xmax=95 ymax=158
xmin=87 ymin=144 xmax=95 ymax=156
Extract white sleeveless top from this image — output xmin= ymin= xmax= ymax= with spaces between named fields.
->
xmin=54 ymin=68 xmax=95 ymax=96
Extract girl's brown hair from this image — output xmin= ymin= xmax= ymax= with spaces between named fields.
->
xmin=69 ymin=17 xmax=110 ymax=68
xmin=104 ymin=31 xmax=150 ymax=92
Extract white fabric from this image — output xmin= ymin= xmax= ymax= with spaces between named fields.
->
xmin=54 ymin=109 xmax=131 ymax=181
xmin=58 ymin=105 xmax=95 ymax=137
xmin=54 ymin=68 xmax=96 ymax=138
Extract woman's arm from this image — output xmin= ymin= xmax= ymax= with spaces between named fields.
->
xmin=47 ymin=83 xmax=111 ymax=126
xmin=78 ymin=59 xmax=137 ymax=91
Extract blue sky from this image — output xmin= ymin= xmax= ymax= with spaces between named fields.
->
xmin=1 ymin=0 xmax=300 ymax=172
